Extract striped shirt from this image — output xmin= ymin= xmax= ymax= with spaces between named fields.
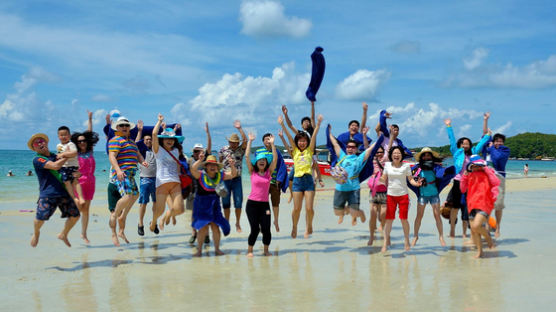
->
xmin=108 ymin=134 xmax=139 ymax=177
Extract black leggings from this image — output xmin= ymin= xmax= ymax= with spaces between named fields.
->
xmin=446 ymin=180 xmax=469 ymax=221
xmin=246 ymin=199 xmax=272 ymax=246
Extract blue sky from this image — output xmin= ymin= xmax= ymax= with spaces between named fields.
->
xmin=1 ymin=0 xmax=555 ymax=151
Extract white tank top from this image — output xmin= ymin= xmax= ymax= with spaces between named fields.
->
xmin=155 ymin=148 xmax=181 ymax=188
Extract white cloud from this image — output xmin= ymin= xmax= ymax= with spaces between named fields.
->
xmin=336 ymin=69 xmax=390 ymax=101
xmin=239 ymin=0 xmax=312 ymax=38
xmin=449 ymin=54 xmax=556 ymax=88
xmin=170 ymin=102 xmax=192 ymax=128
xmin=463 ymin=48 xmax=488 ymax=70
xmin=493 ymin=121 xmax=512 ymax=134
xmin=190 ymin=62 xmax=307 ymax=126
xmin=458 ymin=124 xmax=472 ymax=137
xmin=83 ymin=109 xmax=107 ymax=128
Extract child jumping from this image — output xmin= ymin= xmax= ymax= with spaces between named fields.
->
xmin=57 ymin=126 xmax=85 ymax=208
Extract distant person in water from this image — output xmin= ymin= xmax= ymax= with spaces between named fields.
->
xmin=524 ymin=164 xmax=529 ymax=176
xmin=7 ymin=170 xmax=14 ymax=176
xmin=26 ymin=170 xmax=33 ymax=176
xmin=28 ymin=133 xmax=80 ymax=248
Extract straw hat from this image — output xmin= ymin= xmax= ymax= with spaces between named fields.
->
xmin=27 ymin=133 xmax=49 ymax=151
xmin=414 ymin=147 xmax=440 ymax=162
xmin=203 ymin=155 xmax=224 ymax=170
xmin=158 ymin=128 xmax=184 ymax=144
xmin=111 ymin=116 xmax=136 ymax=130
xmin=226 ymin=133 xmax=240 ymax=143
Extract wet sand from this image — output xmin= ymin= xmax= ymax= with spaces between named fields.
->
xmin=1 ymin=177 xmax=556 ymax=311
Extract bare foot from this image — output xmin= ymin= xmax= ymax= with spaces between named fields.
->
xmin=304 ymin=230 xmax=310 ymax=239
xmin=236 ymin=223 xmax=242 ymax=233
xmin=474 ymin=251 xmax=483 ymax=259
xmin=495 ymin=230 xmax=500 ymax=238
xmin=487 ymin=238 xmax=496 ymax=249
xmin=439 ymin=236 xmax=446 ymax=246
xmin=172 ymin=216 xmax=177 ymax=225
xmin=378 ymin=225 xmax=383 ymax=232
xmin=404 ymin=242 xmax=411 ymax=251
xmin=462 ymin=232 xmax=468 ymax=239
xmin=351 ymin=217 xmax=357 ymax=226
xmin=30 ymin=232 xmax=40 ymax=247
xmin=367 ymin=235 xmax=374 ymax=246
xmin=411 ymin=236 xmax=418 ymax=247
xmin=118 ymin=231 xmax=130 ymax=244
xmin=149 ymin=221 xmax=156 ymax=232
xmin=111 ymin=233 xmax=120 ymax=247
xmin=247 ymin=252 xmax=254 ymax=258
xmin=81 ymin=234 xmax=90 ymax=244
xmin=193 ymin=250 xmax=202 ymax=257
xmin=381 ymin=245 xmax=387 ymax=253
xmin=215 ymin=249 xmax=225 ymax=256
xmin=288 ymin=193 xmax=293 ymax=203
xmin=359 ymin=213 xmax=366 ymax=224
xmin=57 ymin=233 xmax=72 ymax=247
xmin=291 ymin=227 xmax=297 ymax=239
xmin=449 ymin=229 xmax=455 ymax=238
xmin=158 ymin=218 xmax=165 ymax=232
xmin=463 ymin=239 xmax=474 ymax=246
xmin=338 ymin=215 xmax=344 ymax=224
xmin=307 ymin=226 xmax=313 ymax=235
xmin=274 ymin=221 xmax=280 ymax=232
xmin=263 ymin=251 xmax=272 ymax=256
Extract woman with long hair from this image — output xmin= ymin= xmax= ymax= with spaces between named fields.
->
xmin=70 ymin=111 xmax=99 ymax=244
xmin=149 ymin=114 xmax=185 ymax=233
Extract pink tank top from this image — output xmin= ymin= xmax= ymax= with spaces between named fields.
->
xmin=78 ymin=152 xmax=96 ymax=182
xmin=248 ymin=170 xmax=271 ymax=202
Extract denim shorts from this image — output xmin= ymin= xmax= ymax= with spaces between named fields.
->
xmin=138 ymin=177 xmax=156 ymax=204
xmin=222 ymin=176 xmax=243 ymax=209
xmin=418 ymin=195 xmax=440 ymax=205
xmin=334 ymin=190 xmax=360 ymax=210
xmin=292 ymin=174 xmax=315 ymax=192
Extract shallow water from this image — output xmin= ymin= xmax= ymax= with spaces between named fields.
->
xmin=2 ymin=189 xmax=556 ymax=311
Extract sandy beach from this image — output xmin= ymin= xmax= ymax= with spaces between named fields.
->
xmin=1 ymin=176 xmax=556 ymax=311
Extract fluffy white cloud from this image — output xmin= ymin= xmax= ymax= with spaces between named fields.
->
xmin=239 ymin=0 xmax=311 ymax=38
xmin=450 ymin=54 xmax=556 ymax=88
xmin=170 ymin=102 xmax=192 ymax=128
xmin=189 ymin=62 xmax=307 ymax=126
xmin=493 ymin=121 xmax=512 ymax=134
xmin=463 ymin=48 xmax=488 ymax=70
xmin=82 ymin=109 xmax=107 ymax=128
xmin=336 ymin=69 xmax=390 ymax=101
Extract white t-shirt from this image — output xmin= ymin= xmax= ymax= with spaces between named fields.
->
xmin=155 ymin=148 xmax=181 ymax=188
xmin=383 ymin=162 xmax=411 ymax=196
xmin=57 ymin=142 xmax=79 ymax=167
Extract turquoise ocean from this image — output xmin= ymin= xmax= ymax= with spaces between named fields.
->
xmin=1 ymin=149 xmax=555 ymax=211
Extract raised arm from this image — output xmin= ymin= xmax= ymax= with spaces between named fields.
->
xmin=362 ymin=126 xmax=370 ymax=149
xmin=234 ymin=120 xmax=248 ymax=150
xmin=87 ymin=110 xmax=93 ymax=132
xmin=282 ymin=105 xmax=299 ymax=134
xmin=268 ymin=135 xmax=278 ymax=173
xmin=152 ymin=114 xmax=164 ymax=153
xmin=309 ymin=114 xmax=324 ymax=152
xmin=310 ymin=101 xmax=316 ymax=129
xmin=205 ymin=122 xmax=212 ymax=155
xmin=245 ymin=132 xmax=255 ymax=174
xmin=44 ymin=157 xmax=68 ymax=170
xmin=278 ymin=129 xmax=291 ymax=153
xmin=224 ymin=156 xmax=238 ymax=180
xmin=328 ymin=124 xmax=342 ymax=157
xmin=360 ymin=102 xmax=368 ymax=132
xmin=364 ymin=134 xmax=385 ymax=162
xmin=190 ymin=151 xmax=205 ymax=179
xmin=278 ymin=115 xmax=295 ymax=149
xmin=379 ymin=110 xmax=391 ymax=138
xmin=444 ymin=118 xmax=458 ymax=155
xmin=135 ymin=120 xmax=144 ymax=142
xmin=482 ymin=112 xmax=490 ymax=136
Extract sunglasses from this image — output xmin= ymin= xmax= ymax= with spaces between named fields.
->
xmin=346 ymin=145 xmax=357 ymax=149
xmin=77 ymin=140 xmax=87 ymax=143
xmin=118 ymin=124 xmax=130 ymax=128
xmin=193 ymin=150 xmax=201 ymax=153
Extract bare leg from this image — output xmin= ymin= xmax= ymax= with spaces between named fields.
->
xmin=382 ymin=219 xmax=393 ymax=253
xmin=379 ymin=204 xmax=386 ymax=231
xmin=495 ymin=210 xmax=502 ymax=238
xmin=223 ymin=208 xmax=231 ymax=221
xmin=64 ymin=182 xmax=80 ymax=209
xmin=30 ymin=219 xmax=45 ymax=247
xmin=288 ymin=180 xmax=293 ymax=203
xmin=304 ymin=191 xmax=315 ymax=238
xmin=462 ymin=220 xmax=469 ymax=239
xmin=401 ymin=219 xmax=411 ymax=251
xmin=118 ymin=194 xmax=138 ymax=244
xmin=81 ymin=200 xmax=91 ymax=244
xmin=138 ymin=203 xmax=147 ymax=227
xmin=431 ymin=203 xmax=446 ymax=246
xmin=470 ymin=216 xmax=485 ymax=258
xmin=211 ymin=223 xmax=224 ymax=255
xmin=194 ymin=225 xmax=208 ymax=257
xmin=235 ymin=208 xmax=242 ymax=233
xmin=73 ymin=181 xmax=86 ymax=206
xmin=449 ymin=208 xmax=458 ymax=237
xmin=272 ymin=205 xmax=280 ymax=232
xmin=334 ymin=208 xmax=345 ymax=224
xmin=368 ymin=203 xmax=378 ymax=246
xmin=58 ymin=216 xmax=79 ymax=247
xmin=247 ymin=245 xmax=254 ymax=258
xmin=291 ymin=191 xmax=303 ymax=238
xmin=412 ymin=203 xmax=426 ymax=247
xmin=153 ymin=191 xmax=168 ymax=231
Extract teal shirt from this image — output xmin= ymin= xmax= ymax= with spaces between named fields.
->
xmin=335 ymin=151 xmax=367 ymax=192
xmin=419 ymin=170 xmax=438 ymax=197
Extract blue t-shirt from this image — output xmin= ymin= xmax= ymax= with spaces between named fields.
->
xmin=419 ymin=169 xmax=438 ymax=197
xmin=335 ymin=150 xmax=367 ymax=192
xmin=33 ymin=153 xmax=67 ymax=198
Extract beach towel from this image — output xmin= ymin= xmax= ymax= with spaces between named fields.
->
xmin=305 ymin=47 xmax=325 ymax=102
